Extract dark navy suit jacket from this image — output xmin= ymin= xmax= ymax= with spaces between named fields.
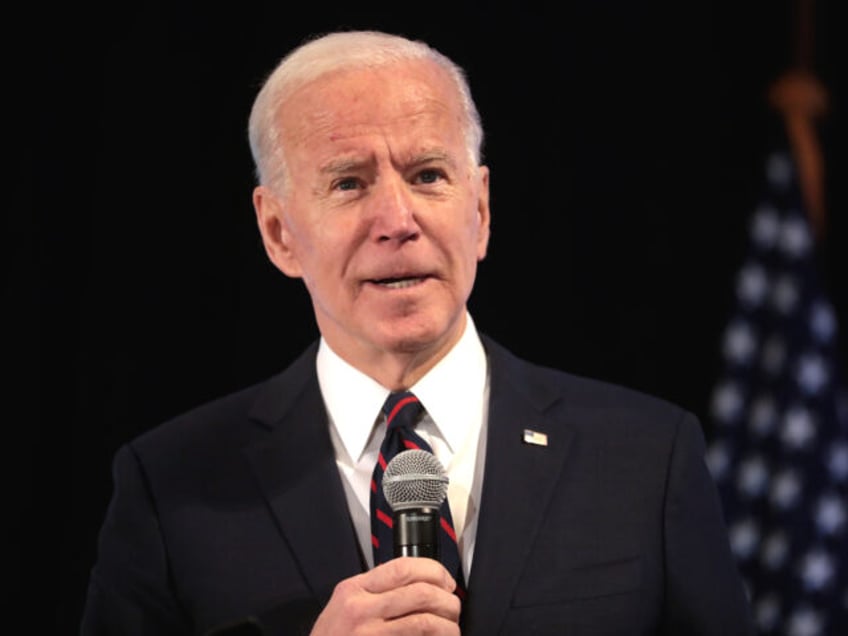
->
xmin=81 ymin=335 xmax=755 ymax=635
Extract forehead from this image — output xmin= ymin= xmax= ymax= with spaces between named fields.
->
xmin=277 ymin=59 xmax=466 ymax=159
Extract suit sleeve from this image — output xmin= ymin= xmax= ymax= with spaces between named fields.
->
xmin=80 ymin=443 xmax=191 ymax=636
xmin=661 ymin=412 xmax=756 ymax=635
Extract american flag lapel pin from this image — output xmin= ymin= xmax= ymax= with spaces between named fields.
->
xmin=523 ymin=429 xmax=548 ymax=446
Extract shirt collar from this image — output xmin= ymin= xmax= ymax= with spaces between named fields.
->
xmin=316 ymin=312 xmax=487 ymax=463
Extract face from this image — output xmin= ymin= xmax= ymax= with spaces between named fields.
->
xmin=253 ymin=58 xmax=490 ymax=378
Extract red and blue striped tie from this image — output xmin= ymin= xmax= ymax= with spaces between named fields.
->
xmin=369 ymin=391 xmax=466 ymax=599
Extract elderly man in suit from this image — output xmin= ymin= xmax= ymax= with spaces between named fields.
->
xmin=81 ymin=30 xmax=754 ymax=635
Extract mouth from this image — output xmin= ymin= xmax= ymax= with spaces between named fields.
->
xmin=370 ymin=276 xmax=428 ymax=289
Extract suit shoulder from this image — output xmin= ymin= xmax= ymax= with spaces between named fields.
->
xmin=131 ymin=341 xmax=319 ymax=455
xmin=546 ymin=364 xmax=683 ymax=415
xmin=128 ymin=377 xmax=266 ymax=459
xmin=483 ymin=335 xmax=693 ymax=423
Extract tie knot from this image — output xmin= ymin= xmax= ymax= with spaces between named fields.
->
xmin=382 ymin=391 xmax=424 ymax=431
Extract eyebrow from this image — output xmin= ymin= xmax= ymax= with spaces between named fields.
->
xmin=407 ymin=150 xmax=457 ymax=169
xmin=317 ymin=149 xmax=459 ymax=176
xmin=319 ymin=156 xmax=374 ymax=176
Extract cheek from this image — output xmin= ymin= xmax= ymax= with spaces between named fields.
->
xmin=298 ymin=220 xmax=361 ymax=277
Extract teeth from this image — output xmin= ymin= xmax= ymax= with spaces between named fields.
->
xmin=378 ymin=277 xmax=422 ymax=289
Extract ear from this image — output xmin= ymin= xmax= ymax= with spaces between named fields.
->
xmin=475 ymin=166 xmax=491 ymax=261
xmin=253 ymin=185 xmax=303 ymax=278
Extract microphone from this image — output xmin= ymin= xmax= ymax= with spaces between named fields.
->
xmin=382 ymin=448 xmax=449 ymax=559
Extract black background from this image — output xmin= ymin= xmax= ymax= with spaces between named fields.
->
xmin=11 ymin=1 xmax=845 ymax=632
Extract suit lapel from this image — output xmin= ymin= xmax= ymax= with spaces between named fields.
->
xmin=462 ymin=338 xmax=577 ymax=635
xmin=243 ymin=350 xmax=363 ymax=601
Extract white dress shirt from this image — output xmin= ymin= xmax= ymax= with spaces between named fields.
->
xmin=316 ymin=313 xmax=489 ymax=582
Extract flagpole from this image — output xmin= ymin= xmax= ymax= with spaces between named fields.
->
xmin=766 ymin=0 xmax=829 ymax=240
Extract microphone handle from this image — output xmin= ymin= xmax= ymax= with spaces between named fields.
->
xmin=393 ymin=507 xmax=440 ymax=559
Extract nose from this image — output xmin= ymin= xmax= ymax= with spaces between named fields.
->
xmin=368 ymin=173 xmax=419 ymax=243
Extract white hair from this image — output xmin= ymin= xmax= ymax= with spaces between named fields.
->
xmin=247 ymin=30 xmax=484 ymax=193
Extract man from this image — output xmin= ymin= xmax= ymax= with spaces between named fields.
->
xmin=81 ymin=30 xmax=755 ymax=635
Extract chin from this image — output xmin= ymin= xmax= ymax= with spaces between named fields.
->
xmin=378 ymin=328 xmax=437 ymax=354
xmin=375 ymin=313 xmax=459 ymax=356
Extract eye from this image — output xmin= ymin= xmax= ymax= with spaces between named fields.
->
xmin=414 ymin=168 xmax=445 ymax=185
xmin=334 ymin=177 xmax=361 ymax=191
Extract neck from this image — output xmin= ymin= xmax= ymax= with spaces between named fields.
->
xmin=322 ymin=314 xmax=468 ymax=391
xmin=365 ymin=351 xmax=444 ymax=391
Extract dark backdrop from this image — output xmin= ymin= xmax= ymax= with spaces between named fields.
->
xmin=11 ymin=1 xmax=844 ymax=633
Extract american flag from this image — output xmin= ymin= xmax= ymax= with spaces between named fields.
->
xmin=705 ymin=134 xmax=848 ymax=635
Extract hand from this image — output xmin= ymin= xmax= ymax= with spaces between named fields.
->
xmin=310 ymin=557 xmax=461 ymax=635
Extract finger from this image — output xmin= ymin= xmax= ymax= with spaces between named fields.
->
xmin=384 ymin=612 xmax=462 ymax=636
xmin=362 ymin=557 xmax=456 ymax=594
xmin=376 ymin=580 xmax=462 ymax=624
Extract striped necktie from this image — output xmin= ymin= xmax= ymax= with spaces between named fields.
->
xmin=369 ymin=391 xmax=466 ymax=598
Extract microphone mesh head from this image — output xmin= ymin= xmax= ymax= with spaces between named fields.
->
xmin=382 ymin=449 xmax=449 ymax=511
